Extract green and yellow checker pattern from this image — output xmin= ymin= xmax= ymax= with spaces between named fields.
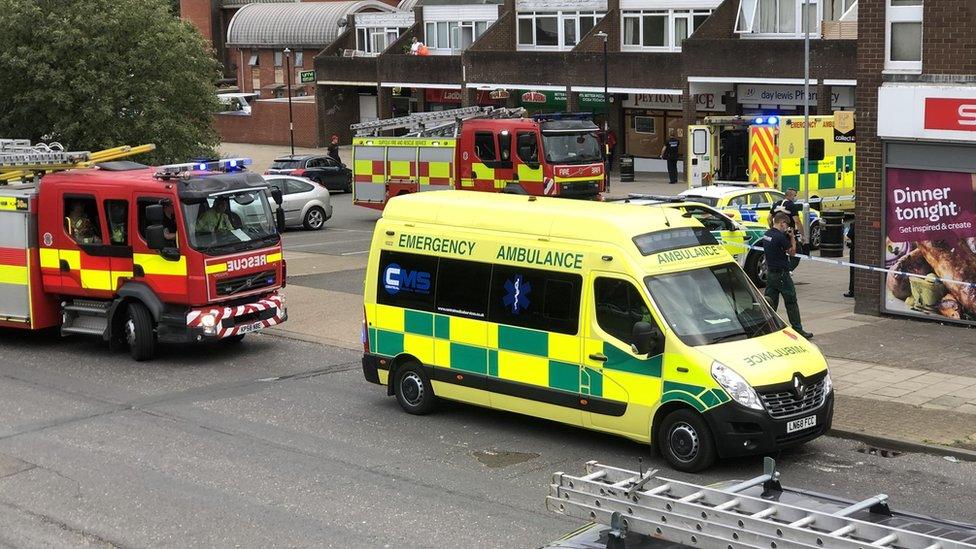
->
xmin=368 ymin=302 xmax=731 ymax=436
xmin=780 ymin=155 xmax=855 ymax=194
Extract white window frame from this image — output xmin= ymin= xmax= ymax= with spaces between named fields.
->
xmin=884 ymin=0 xmax=922 ymax=73
xmin=735 ymin=0 xmax=822 ymax=38
xmin=517 ymin=11 xmax=605 ymax=51
xmin=425 ymin=20 xmax=492 ymax=52
xmin=357 ymin=27 xmax=401 ymax=55
xmin=620 ymin=9 xmax=712 ymax=52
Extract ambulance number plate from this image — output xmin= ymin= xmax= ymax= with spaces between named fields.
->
xmin=786 ymin=415 xmax=816 ymax=433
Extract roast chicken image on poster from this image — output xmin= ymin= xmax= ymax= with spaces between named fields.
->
xmin=885 ymin=168 xmax=976 ymax=324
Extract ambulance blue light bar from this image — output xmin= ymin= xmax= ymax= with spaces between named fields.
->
xmin=753 ymin=116 xmax=779 ymax=125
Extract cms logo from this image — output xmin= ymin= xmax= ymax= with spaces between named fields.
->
xmin=383 ymin=263 xmax=430 ymax=295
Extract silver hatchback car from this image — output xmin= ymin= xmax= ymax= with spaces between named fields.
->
xmin=263 ymin=175 xmax=333 ymax=230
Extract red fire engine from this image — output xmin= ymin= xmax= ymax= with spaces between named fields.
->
xmin=351 ymin=107 xmax=606 ymax=209
xmin=0 ymin=140 xmax=287 ymax=360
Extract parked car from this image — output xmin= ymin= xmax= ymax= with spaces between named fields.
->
xmin=266 ymin=154 xmax=352 ymax=193
xmin=263 ymin=175 xmax=333 ymax=230
xmin=677 ymin=185 xmax=824 ymax=249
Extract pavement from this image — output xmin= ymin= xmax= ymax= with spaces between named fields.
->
xmin=222 ymin=141 xmax=976 ymax=458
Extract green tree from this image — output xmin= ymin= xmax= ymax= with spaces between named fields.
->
xmin=0 ymin=0 xmax=221 ymax=164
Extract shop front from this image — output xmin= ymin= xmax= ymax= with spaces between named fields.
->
xmin=736 ymin=84 xmax=855 ymax=114
xmin=425 ymin=88 xmax=507 ymax=110
xmin=621 ymin=84 xmax=729 ymax=172
xmin=877 ymin=84 xmax=976 ymax=327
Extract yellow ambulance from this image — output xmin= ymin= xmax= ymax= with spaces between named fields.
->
xmin=687 ymin=114 xmax=855 ymax=210
xmin=361 ymin=192 xmax=833 ymax=471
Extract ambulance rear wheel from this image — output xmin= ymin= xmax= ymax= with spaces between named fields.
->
xmin=394 ymin=363 xmax=436 ymax=415
xmin=124 ymin=302 xmax=156 ymax=362
xmin=659 ymin=409 xmax=716 ymax=472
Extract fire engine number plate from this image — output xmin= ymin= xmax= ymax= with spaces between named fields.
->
xmin=786 ymin=415 xmax=816 ymax=434
xmin=237 ymin=321 xmax=265 ymax=335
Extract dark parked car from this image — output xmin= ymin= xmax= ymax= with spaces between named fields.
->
xmin=266 ymin=154 xmax=352 ymax=193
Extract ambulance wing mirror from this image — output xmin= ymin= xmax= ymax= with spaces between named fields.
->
xmin=632 ymin=322 xmax=663 ymax=356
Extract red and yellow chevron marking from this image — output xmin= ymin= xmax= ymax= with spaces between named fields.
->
xmin=749 ymin=127 xmax=779 ymax=188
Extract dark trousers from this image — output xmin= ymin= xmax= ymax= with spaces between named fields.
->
xmin=667 ymin=158 xmax=678 ymax=184
xmin=848 ymin=243 xmax=855 ymax=294
xmin=765 ymin=269 xmax=804 ymax=332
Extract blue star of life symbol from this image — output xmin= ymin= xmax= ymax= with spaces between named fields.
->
xmin=503 ymin=275 xmax=531 ymax=315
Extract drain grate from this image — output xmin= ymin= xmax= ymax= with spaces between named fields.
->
xmin=857 ymin=446 xmax=902 ymax=458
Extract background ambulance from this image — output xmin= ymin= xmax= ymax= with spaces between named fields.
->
xmin=361 ymin=192 xmax=833 ymax=471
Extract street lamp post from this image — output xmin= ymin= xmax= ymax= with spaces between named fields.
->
xmin=801 ymin=2 xmax=811 ymax=246
xmin=595 ymin=31 xmax=609 ymax=182
xmin=284 ymin=47 xmax=296 ymax=156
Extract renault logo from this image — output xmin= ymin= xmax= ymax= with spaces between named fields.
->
xmin=793 ymin=375 xmax=806 ymax=399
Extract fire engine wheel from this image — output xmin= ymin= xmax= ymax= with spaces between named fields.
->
xmin=124 ymin=302 xmax=156 ymax=362
xmin=658 ymin=409 xmax=716 ymax=473
xmin=394 ymin=362 xmax=436 ymax=415
xmin=303 ymin=207 xmax=326 ymax=230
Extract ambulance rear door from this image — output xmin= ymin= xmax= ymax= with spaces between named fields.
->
xmin=687 ymin=126 xmax=712 ymax=188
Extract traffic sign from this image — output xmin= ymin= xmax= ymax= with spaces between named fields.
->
xmin=299 ymin=70 xmax=315 ymax=84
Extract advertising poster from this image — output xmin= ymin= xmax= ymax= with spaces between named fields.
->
xmin=884 ymin=168 xmax=976 ymax=325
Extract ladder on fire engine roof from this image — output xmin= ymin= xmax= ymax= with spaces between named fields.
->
xmin=0 ymin=139 xmax=156 ymax=183
xmin=350 ymin=106 xmax=527 ymax=137
xmin=548 ymin=458 xmax=976 ymax=549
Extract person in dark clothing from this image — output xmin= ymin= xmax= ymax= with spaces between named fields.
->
xmin=770 ymin=188 xmax=802 ymax=230
xmin=327 ymin=134 xmax=341 ymax=164
xmin=762 ymin=212 xmax=813 ymax=339
xmin=844 ymin=221 xmax=855 ymax=298
xmin=660 ymin=130 xmax=681 ymax=184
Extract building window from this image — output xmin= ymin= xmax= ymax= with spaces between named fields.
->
xmin=735 ymin=0 xmax=820 ymax=37
xmin=357 ymin=27 xmax=401 ymax=55
xmin=424 ymin=20 xmax=491 ymax=51
xmin=294 ymin=50 xmax=304 ymax=67
xmin=517 ymin=11 xmax=605 ymax=50
xmin=274 ymin=51 xmax=283 ymax=67
xmin=885 ymin=0 xmax=922 ymax=72
xmin=248 ymin=50 xmax=259 ymax=66
xmin=621 ymin=9 xmax=711 ymax=51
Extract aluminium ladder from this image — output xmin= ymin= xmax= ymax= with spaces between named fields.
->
xmin=548 ymin=458 xmax=976 ymax=549
xmin=350 ymin=106 xmax=526 ymax=137
xmin=0 ymin=140 xmax=156 ymax=183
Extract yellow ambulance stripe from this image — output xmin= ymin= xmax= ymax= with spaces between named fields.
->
xmin=0 ymin=265 xmax=28 ymax=285
xmin=403 ymin=333 xmax=435 ymax=365
xmin=449 ymin=316 xmax=487 ymax=347
xmin=39 ymin=248 xmax=59 ymax=269
xmin=498 ymin=350 xmax=548 ymax=386
xmin=548 ymin=332 xmax=581 ymax=363
xmin=375 ymin=304 xmax=404 ymax=332
xmin=133 ymin=253 xmax=187 ymax=276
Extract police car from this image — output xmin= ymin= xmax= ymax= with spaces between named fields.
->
xmin=676 ymin=186 xmax=823 ymax=250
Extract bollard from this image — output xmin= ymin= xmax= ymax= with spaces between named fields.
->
xmin=819 ymin=210 xmax=845 ymax=257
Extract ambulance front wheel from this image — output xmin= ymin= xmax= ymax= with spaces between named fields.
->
xmin=124 ymin=302 xmax=157 ymax=362
xmin=394 ymin=362 xmax=437 ymax=415
xmin=658 ymin=408 xmax=716 ymax=472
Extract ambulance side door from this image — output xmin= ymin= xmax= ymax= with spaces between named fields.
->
xmin=584 ymin=274 xmax=665 ymax=436
xmin=687 ymin=126 xmax=712 ymax=188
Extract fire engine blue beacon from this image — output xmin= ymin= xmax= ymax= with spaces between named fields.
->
xmin=503 ymin=275 xmax=531 ymax=315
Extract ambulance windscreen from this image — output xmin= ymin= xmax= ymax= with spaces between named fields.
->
xmin=633 ymin=227 xmax=718 ymax=257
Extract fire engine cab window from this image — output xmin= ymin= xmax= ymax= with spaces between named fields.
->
xmin=376 ymin=250 xmax=437 ymax=312
xmin=517 ymin=132 xmax=539 ymax=162
xmin=138 ymin=198 xmax=177 ymax=244
xmin=474 ymin=132 xmax=497 ymax=161
xmin=64 ymin=196 xmax=102 ymax=245
xmin=498 ymin=132 xmax=511 ymax=161
xmin=104 ymin=200 xmax=128 ymax=246
xmin=182 ymin=191 xmax=277 ymax=253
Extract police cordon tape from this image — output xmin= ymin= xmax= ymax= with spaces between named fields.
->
xmin=724 ymin=240 xmax=976 ymax=290
xmin=735 ymin=194 xmax=857 ymax=211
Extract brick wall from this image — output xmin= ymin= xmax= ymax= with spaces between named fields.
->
xmin=317 ymin=85 xmax=362 ymax=144
xmin=467 ymin=9 xmax=514 ymax=52
xmin=180 ymin=0 xmax=214 ymax=43
xmin=922 ymin=1 xmax=976 ymax=74
xmin=215 ymin=99 xmax=322 ymax=148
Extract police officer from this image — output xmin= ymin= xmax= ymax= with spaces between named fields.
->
xmin=762 ymin=212 xmax=813 ymax=339
xmin=660 ymin=129 xmax=681 ymax=184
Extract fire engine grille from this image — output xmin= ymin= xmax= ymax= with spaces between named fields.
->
xmin=561 ymin=180 xmax=601 ymax=196
xmin=759 ymin=378 xmax=828 ymax=420
xmin=216 ymin=270 xmax=276 ymax=296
